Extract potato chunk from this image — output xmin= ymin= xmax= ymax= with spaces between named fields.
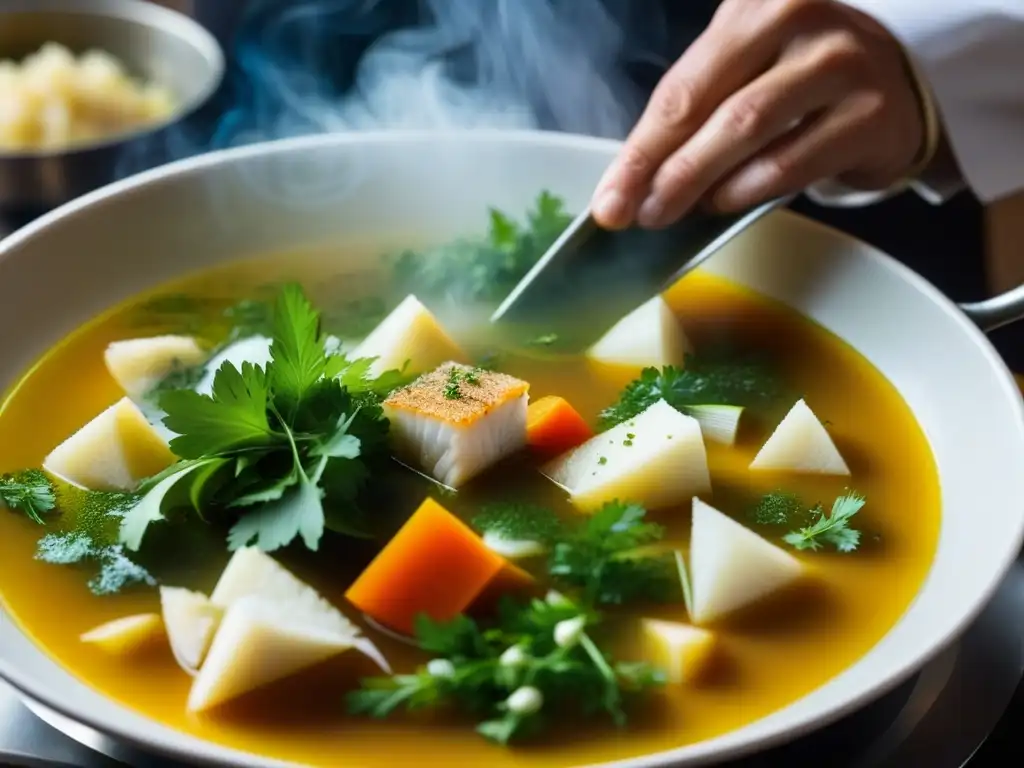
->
xmin=543 ymin=399 xmax=710 ymax=511
xmin=42 ymin=397 xmax=176 ymax=491
xmin=587 ymin=295 xmax=691 ymax=368
xmin=750 ymin=399 xmax=850 ymax=475
xmin=689 ymin=498 xmax=802 ymax=624
xmin=104 ymin=335 xmax=207 ymax=400
xmin=80 ymin=613 xmax=163 ymax=654
xmin=642 ymin=618 xmax=716 ymax=684
xmin=352 ymin=294 xmax=466 ymax=377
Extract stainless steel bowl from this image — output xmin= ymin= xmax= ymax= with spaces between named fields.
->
xmin=0 ymin=0 xmax=225 ymax=211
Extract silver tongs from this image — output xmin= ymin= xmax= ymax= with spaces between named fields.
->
xmin=490 ymin=197 xmax=790 ymax=348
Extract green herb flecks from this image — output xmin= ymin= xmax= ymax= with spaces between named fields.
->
xmin=783 ymin=491 xmax=865 ymax=553
xmin=391 ymin=191 xmax=572 ymax=306
xmin=32 ymin=485 xmax=154 ymax=596
xmin=0 ymin=470 xmax=56 ymax=524
xmin=599 ymin=358 xmax=786 ymax=430
xmin=119 ymin=284 xmax=406 ymax=555
xmin=443 ymin=367 xmax=484 ymax=401
xmin=750 ymin=490 xmax=804 ymax=526
xmin=348 ymin=593 xmax=664 ymax=745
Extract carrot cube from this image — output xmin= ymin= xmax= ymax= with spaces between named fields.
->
xmin=345 ymin=498 xmax=507 ymax=635
xmin=526 ymin=396 xmax=593 ymax=455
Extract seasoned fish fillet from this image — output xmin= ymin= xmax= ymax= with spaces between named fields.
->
xmin=383 ymin=363 xmax=529 ymax=488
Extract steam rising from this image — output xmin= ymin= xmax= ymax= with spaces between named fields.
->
xmin=214 ymin=0 xmax=659 ymax=145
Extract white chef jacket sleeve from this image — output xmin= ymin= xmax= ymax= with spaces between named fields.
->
xmin=808 ymin=0 xmax=1024 ymax=207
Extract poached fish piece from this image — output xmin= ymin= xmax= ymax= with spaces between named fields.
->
xmin=383 ymin=363 xmax=529 ymax=488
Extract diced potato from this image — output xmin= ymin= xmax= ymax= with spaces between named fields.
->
xmin=42 ymin=397 xmax=176 ymax=491
xmin=587 ymin=295 xmax=691 ymax=369
xmin=352 ymin=295 xmax=466 ymax=377
xmin=160 ymin=587 xmax=222 ymax=671
xmin=80 ymin=613 xmax=163 ymax=654
xmin=543 ymin=399 xmax=710 ymax=512
xmin=642 ymin=618 xmax=716 ymax=684
xmin=188 ymin=548 xmax=388 ymax=712
xmin=689 ymin=498 xmax=802 ymax=624
xmin=750 ymin=399 xmax=850 ymax=475
xmin=188 ymin=596 xmax=360 ymax=712
xmin=104 ymin=335 xmax=207 ymax=400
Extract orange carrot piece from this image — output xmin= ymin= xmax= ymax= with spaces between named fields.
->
xmin=472 ymin=561 xmax=539 ymax=615
xmin=527 ymin=396 xmax=593 ymax=455
xmin=345 ymin=498 xmax=506 ymax=635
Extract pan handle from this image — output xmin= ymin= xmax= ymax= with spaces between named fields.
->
xmin=959 ymin=284 xmax=1024 ymax=333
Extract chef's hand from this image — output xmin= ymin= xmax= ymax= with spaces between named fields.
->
xmin=591 ymin=0 xmax=928 ymax=229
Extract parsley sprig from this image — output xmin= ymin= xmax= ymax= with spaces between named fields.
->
xmin=599 ymin=358 xmax=786 ymax=430
xmin=119 ymin=284 xmax=407 ymax=554
xmin=782 ymin=492 xmax=865 ymax=552
xmin=473 ymin=500 xmax=680 ymax=607
xmin=0 ymin=469 xmax=56 ymax=524
xmin=348 ymin=593 xmax=664 ymax=744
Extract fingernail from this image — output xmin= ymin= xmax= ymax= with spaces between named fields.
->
xmin=637 ymin=195 xmax=665 ymax=228
xmin=592 ymin=188 xmax=626 ymax=224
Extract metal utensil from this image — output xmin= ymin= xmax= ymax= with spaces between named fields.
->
xmin=490 ymin=196 xmax=790 ymax=347
xmin=0 ymin=0 xmax=225 ymax=212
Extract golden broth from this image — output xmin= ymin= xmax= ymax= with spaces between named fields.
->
xmin=0 ymin=252 xmax=940 ymax=767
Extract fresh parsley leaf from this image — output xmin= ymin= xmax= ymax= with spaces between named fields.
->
xmin=549 ymin=501 xmax=678 ymax=606
xmin=391 ymin=192 xmax=572 ymax=306
xmin=783 ymin=491 xmax=865 ymax=552
xmin=160 ymin=361 xmax=276 ymax=458
xmin=348 ymin=593 xmax=663 ymax=745
xmin=0 ymin=469 xmax=56 ymax=524
xmin=472 ymin=503 xmax=564 ymax=546
xmin=269 ymin=284 xmax=328 ymax=422
xmin=750 ymin=490 xmax=804 ymax=526
xmin=227 ymin=468 xmax=325 ymax=551
xmin=599 ymin=358 xmax=785 ymax=429
xmin=119 ymin=461 xmax=215 ymax=550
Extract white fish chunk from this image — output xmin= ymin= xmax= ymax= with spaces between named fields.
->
xmin=104 ymin=335 xmax=207 ymax=400
xmin=383 ymin=363 xmax=529 ymax=488
xmin=352 ymin=294 xmax=466 ymax=377
xmin=587 ymin=295 xmax=691 ymax=369
xmin=43 ymin=397 xmax=176 ymax=491
xmin=542 ymin=399 xmax=709 ymax=512
xmin=185 ymin=548 xmax=389 ymax=712
xmin=160 ymin=587 xmax=222 ymax=672
xmin=641 ymin=618 xmax=716 ymax=685
xmin=80 ymin=613 xmax=163 ymax=654
xmin=750 ymin=398 xmax=850 ymax=475
xmin=689 ymin=497 xmax=803 ymax=624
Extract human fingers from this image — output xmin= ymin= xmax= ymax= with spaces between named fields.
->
xmin=590 ymin=9 xmax=785 ymax=229
xmin=635 ymin=31 xmax=861 ymax=228
xmin=709 ymin=91 xmax=880 ymax=211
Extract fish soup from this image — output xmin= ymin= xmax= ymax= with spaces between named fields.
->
xmin=0 ymin=192 xmax=940 ymax=767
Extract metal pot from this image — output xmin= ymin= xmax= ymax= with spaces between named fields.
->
xmin=0 ymin=0 xmax=224 ymax=211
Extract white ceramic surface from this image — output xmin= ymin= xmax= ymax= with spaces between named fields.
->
xmin=0 ymin=131 xmax=1022 ymax=768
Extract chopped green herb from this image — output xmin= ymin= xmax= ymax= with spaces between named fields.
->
xmin=599 ymin=358 xmax=786 ymax=430
xmin=391 ymin=191 xmax=572 ymax=306
xmin=472 ymin=503 xmax=564 ymax=547
xmin=0 ymin=470 xmax=56 ymax=524
xmin=443 ymin=366 xmax=484 ymax=401
xmin=598 ymin=456 xmax=608 ymax=465
xmin=119 ymin=284 xmax=404 ymax=555
xmin=750 ymin=490 xmax=805 ymax=526
xmin=36 ymin=532 xmax=155 ymax=596
xmin=783 ymin=491 xmax=865 ymax=552
xmin=347 ymin=593 xmax=663 ymax=745
xmin=549 ymin=500 xmax=678 ymax=606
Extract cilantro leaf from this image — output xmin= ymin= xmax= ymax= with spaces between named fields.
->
xmin=119 ymin=460 xmax=216 ymax=550
xmin=783 ymin=491 xmax=865 ymax=552
xmin=599 ymin=358 xmax=786 ymax=429
xmin=269 ymin=284 xmax=327 ymax=422
xmin=227 ymin=469 xmax=325 ymax=552
xmin=160 ymin=361 xmax=276 ymax=457
xmin=0 ymin=469 xmax=56 ymax=524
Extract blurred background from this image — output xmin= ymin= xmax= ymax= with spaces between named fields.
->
xmin=6 ymin=0 xmax=1024 ymax=368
